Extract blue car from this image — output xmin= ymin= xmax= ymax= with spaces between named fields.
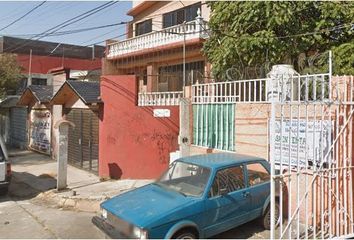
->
xmin=93 ymin=153 xmax=280 ymax=239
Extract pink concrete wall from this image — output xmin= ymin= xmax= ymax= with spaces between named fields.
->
xmin=99 ymin=75 xmax=180 ymax=179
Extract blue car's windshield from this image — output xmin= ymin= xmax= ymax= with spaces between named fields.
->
xmin=156 ymin=161 xmax=210 ymax=197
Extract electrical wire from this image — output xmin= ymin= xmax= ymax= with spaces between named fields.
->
xmin=16 ymin=28 xmax=129 ymax=66
xmin=4 ymin=1 xmax=119 ymax=52
xmin=6 ymin=21 xmax=128 ymax=38
xmin=0 ymin=1 xmax=46 ymax=32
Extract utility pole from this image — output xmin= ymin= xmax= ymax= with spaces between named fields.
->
xmin=183 ymin=21 xmax=186 ymax=97
xmin=27 ymin=49 xmax=32 ymax=86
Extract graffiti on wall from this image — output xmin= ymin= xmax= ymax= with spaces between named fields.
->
xmin=30 ymin=110 xmax=51 ymax=154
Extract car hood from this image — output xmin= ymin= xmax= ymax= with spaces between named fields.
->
xmin=101 ymin=183 xmax=194 ymax=228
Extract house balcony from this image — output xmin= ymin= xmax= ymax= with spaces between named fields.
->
xmin=106 ymin=19 xmax=208 ymax=59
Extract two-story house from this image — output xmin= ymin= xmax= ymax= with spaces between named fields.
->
xmin=104 ymin=1 xmax=210 ymax=105
xmin=99 ymin=1 xmax=210 ymax=179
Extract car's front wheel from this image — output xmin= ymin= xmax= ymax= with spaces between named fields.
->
xmin=172 ymin=230 xmax=196 ymax=239
xmin=262 ymin=202 xmax=280 ymax=230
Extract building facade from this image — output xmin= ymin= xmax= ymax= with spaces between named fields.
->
xmin=4 ymin=37 xmax=104 ymax=170
xmin=99 ymin=1 xmax=210 ymax=179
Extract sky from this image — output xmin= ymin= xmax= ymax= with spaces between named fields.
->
xmin=0 ymin=1 xmax=132 ymax=46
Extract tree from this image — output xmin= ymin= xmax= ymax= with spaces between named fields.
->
xmin=0 ymin=53 xmax=23 ymax=98
xmin=202 ymin=2 xmax=354 ymax=80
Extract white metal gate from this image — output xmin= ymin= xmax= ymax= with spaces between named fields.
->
xmin=269 ymin=71 xmax=354 ymax=238
xmin=191 ymin=56 xmax=354 ymax=238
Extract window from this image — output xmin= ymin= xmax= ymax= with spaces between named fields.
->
xmin=162 ymin=2 xmax=201 ymax=28
xmin=209 ymin=166 xmax=245 ymax=198
xmin=135 ymin=19 xmax=152 ymax=36
xmin=156 ymin=161 xmax=211 ymax=197
xmin=246 ymin=163 xmax=270 ymax=186
xmin=0 ymin=145 xmax=3 ymax=162
xmin=31 ymin=78 xmax=47 ymax=86
xmin=158 ymin=61 xmax=205 ymax=91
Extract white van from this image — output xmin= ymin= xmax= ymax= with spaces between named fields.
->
xmin=0 ymin=136 xmax=11 ymax=195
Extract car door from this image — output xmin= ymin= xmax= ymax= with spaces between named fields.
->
xmin=203 ymin=165 xmax=252 ymax=237
xmin=245 ymin=161 xmax=271 ymax=219
xmin=0 ymin=137 xmax=6 ymax=182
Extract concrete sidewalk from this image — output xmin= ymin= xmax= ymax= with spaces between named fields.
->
xmin=9 ymin=149 xmax=152 ymax=212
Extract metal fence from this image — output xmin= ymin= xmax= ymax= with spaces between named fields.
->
xmin=191 ymin=71 xmax=354 ymax=238
xmin=191 ymin=73 xmax=332 ymax=104
xmin=192 ymin=78 xmax=268 ymax=104
xmin=269 ymin=75 xmax=354 ymax=239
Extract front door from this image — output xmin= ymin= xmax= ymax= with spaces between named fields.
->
xmin=66 ymin=109 xmax=99 ymax=174
xmin=203 ymin=165 xmax=251 ymax=237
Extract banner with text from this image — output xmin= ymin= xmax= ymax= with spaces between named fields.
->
xmin=273 ymin=119 xmax=332 ymax=168
xmin=30 ymin=109 xmax=51 ymax=155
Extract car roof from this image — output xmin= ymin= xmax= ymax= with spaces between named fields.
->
xmin=177 ymin=153 xmax=267 ymax=169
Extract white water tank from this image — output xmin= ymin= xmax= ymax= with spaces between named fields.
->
xmin=267 ymin=64 xmax=300 ymax=102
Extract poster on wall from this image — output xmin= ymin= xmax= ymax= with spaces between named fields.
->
xmin=273 ymin=119 xmax=332 ymax=169
xmin=30 ymin=110 xmax=51 ymax=154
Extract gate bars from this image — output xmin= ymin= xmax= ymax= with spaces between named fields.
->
xmin=190 ymin=54 xmax=354 ymax=238
xmin=269 ymin=73 xmax=354 ymax=238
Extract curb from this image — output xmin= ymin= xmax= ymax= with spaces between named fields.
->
xmin=30 ymin=180 xmax=153 ymax=213
xmin=35 ymin=187 xmax=138 ymax=213
xmin=35 ymin=190 xmax=108 ymax=213
xmin=8 ymin=150 xmax=34 ymax=157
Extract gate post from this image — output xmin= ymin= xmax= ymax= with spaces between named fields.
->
xmin=179 ymin=98 xmax=191 ymax=157
xmin=54 ymin=120 xmax=75 ymax=191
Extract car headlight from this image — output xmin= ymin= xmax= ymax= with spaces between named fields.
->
xmin=132 ymin=226 xmax=148 ymax=239
xmin=101 ymin=208 xmax=108 ymax=219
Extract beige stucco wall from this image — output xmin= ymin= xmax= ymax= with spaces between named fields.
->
xmin=131 ymin=1 xmax=209 ymax=37
xmin=64 ymin=95 xmax=88 ymax=109
xmin=235 ymin=103 xmax=270 ymax=159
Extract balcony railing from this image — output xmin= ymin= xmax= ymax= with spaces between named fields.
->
xmin=107 ymin=19 xmax=208 ymax=59
xmin=138 ymin=91 xmax=183 ymax=106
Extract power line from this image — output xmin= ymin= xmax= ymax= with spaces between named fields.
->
xmin=6 ymin=21 xmax=128 ymax=38
xmin=41 ymin=2 xmax=119 ymax=40
xmin=4 ymin=1 xmax=119 ymax=52
xmin=0 ymin=1 xmax=46 ymax=32
xmin=16 ymin=30 xmax=129 ymax=65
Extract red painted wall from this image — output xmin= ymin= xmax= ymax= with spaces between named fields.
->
xmin=99 ymin=75 xmax=180 ymax=179
xmin=16 ymin=54 xmax=101 ymax=74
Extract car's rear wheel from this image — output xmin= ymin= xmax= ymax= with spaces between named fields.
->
xmin=172 ymin=230 xmax=196 ymax=239
xmin=262 ymin=202 xmax=280 ymax=230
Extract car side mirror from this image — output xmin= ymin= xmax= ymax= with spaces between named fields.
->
xmin=220 ymin=188 xmax=228 ymax=196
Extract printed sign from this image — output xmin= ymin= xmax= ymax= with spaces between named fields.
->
xmin=30 ymin=110 xmax=51 ymax=154
xmin=273 ymin=119 xmax=332 ymax=168
xmin=153 ymin=109 xmax=171 ymax=118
